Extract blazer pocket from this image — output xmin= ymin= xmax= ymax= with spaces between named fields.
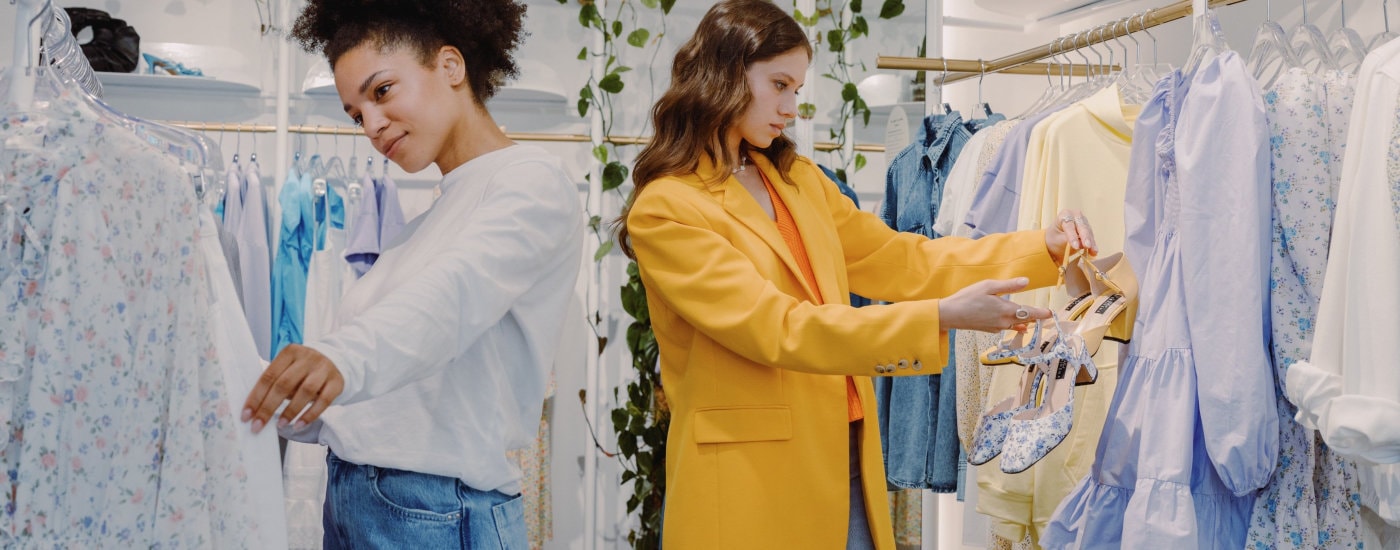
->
xmin=693 ymin=405 xmax=793 ymax=444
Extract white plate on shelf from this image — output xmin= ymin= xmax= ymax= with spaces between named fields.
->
xmin=97 ymin=72 xmax=261 ymax=95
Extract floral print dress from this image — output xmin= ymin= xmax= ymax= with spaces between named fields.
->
xmin=0 ymin=81 xmax=255 ymax=547
xmin=1244 ymin=67 xmax=1367 ymax=550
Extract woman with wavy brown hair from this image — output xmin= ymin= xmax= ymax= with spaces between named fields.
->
xmin=617 ymin=1 xmax=1099 ymax=547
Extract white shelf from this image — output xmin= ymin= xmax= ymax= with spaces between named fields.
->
xmin=97 ymin=72 xmax=261 ymax=95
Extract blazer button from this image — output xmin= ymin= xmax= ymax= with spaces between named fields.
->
xmin=876 ymin=365 xmax=888 ymax=374
xmin=898 ymin=359 xmax=909 ymax=369
xmin=912 ymin=359 xmax=923 ymax=371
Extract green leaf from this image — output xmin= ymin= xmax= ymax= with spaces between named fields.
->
xmin=577 ymin=98 xmax=590 ymax=118
xmin=621 ymin=469 xmax=637 ymax=483
xmin=612 ymin=20 xmax=623 ymax=37
xmin=627 ymin=28 xmax=650 ymax=48
xmin=579 ymin=85 xmax=593 ymax=100
xmin=841 ymin=82 xmax=858 ymax=102
xmin=599 ymin=73 xmax=624 ymax=94
xmin=639 ymin=0 xmax=658 ymax=7
xmin=862 ymin=108 xmax=872 ymax=126
xmin=852 ymin=0 xmax=864 ymax=12
xmin=880 ymin=0 xmax=906 ymax=19
xmin=579 ymin=4 xmax=599 ymax=28
xmin=798 ymin=102 xmax=817 ymax=119
xmin=594 ymin=240 xmax=614 ymax=262
xmin=835 ymin=168 xmax=848 ymax=183
xmin=660 ymin=0 xmax=675 ymax=13
xmin=577 ymin=47 xmax=588 ymax=60
xmin=827 ymin=29 xmax=844 ymax=53
xmin=602 ymin=161 xmax=629 ymax=190
xmin=851 ymin=17 xmax=869 ymax=38
xmin=588 ymin=215 xmax=602 ymax=231
xmin=611 ymin=407 xmax=628 ymax=428
xmin=618 ymin=434 xmax=637 ymax=458
xmin=854 ymin=153 xmax=867 ymax=172
xmin=613 ymin=66 xmax=633 ymax=75
xmin=592 ymin=144 xmax=608 ymax=164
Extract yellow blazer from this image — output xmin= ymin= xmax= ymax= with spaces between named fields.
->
xmin=627 ymin=153 xmax=1058 ymax=549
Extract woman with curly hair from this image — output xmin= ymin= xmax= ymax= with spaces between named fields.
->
xmin=239 ymin=1 xmax=583 ymax=547
xmin=617 ymin=1 xmax=1099 ymax=547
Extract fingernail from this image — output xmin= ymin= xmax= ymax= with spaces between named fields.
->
xmin=240 ymin=408 xmax=251 ymax=422
xmin=1018 ymin=277 xmax=1029 ymax=285
xmin=1072 ymin=241 xmax=1081 ymax=249
xmin=292 ymin=421 xmax=307 ymax=431
xmin=251 ymin=419 xmax=264 ymax=434
xmin=277 ymin=418 xmax=290 ymax=429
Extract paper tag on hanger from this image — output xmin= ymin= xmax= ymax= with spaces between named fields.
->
xmin=884 ymin=106 xmax=909 ymax=165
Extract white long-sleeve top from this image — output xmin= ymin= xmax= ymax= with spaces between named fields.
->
xmin=283 ymin=144 xmax=584 ymax=494
xmin=1286 ymin=38 xmax=1400 ymax=526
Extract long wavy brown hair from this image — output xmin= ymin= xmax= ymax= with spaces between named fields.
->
xmin=615 ymin=0 xmax=812 ymax=259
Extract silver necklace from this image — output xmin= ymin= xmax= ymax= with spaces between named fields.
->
xmin=732 ymin=155 xmax=748 ymax=174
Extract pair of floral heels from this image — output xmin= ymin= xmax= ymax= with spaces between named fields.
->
xmin=968 ymin=247 xmax=1138 ymax=473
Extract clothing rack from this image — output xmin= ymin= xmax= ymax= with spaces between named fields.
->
xmin=876 ymin=0 xmax=1249 ymax=85
xmin=873 ymin=59 xmax=1117 ymax=79
xmin=163 ymin=121 xmax=887 ymax=153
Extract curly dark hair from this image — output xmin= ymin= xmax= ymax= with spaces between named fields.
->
xmin=290 ymin=0 xmax=527 ymax=104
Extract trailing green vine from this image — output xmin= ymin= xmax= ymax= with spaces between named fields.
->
xmin=562 ymin=1 xmax=671 ymax=548
xmin=793 ymin=0 xmax=906 ymax=182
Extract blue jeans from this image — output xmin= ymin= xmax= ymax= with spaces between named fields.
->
xmin=323 ymin=453 xmax=527 ymax=549
xmin=848 ymin=422 xmax=875 ymax=550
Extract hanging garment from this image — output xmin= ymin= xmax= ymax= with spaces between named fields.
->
xmin=1044 ymin=52 xmax=1276 ymax=549
xmin=877 ymin=113 xmax=1003 ymax=493
xmin=882 ymin=112 xmax=977 ymax=238
xmin=282 ymin=181 xmax=350 ymax=550
xmin=271 ymin=167 xmax=315 ymax=357
xmin=223 ymin=157 xmax=274 ymax=359
xmin=976 ymin=84 xmax=1136 ymax=545
xmin=280 ymin=144 xmax=584 ymax=496
xmin=963 ymin=105 xmax=1069 ymax=239
xmin=1286 ymin=37 xmax=1400 ymax=528
xmin=951 ymin=120 xmax=1022 ymax=453
xmin=1244 ymin=67 xmax=1366 ymax=550
xmin=198 ymin=208 xmax=289 ymax=550
xmin=344 ymin=172 xmax=406 ymax=278
xmin=932 ymin=126 xmax=997 ymax=238
xmin=0 ymin=84 xmax=256 ymax=546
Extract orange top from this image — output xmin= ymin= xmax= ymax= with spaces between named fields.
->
xmin=760 ymin=170 xmax=863 ymax=422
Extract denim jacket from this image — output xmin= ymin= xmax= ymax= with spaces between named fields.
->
xmin=880 ymin=113 xmax=1004 ymax=239
xmin=875 ymin=112 xmax=1002 ymax=491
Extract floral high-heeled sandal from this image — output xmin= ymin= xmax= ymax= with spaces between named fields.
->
xmin=998 ymin=316 xmax=1096 ymax=474
xmin=1066 ymin=251 xmax=1137 ymax=356
xmin=979 ymin=316 xmax=1044 ymax=365
xmin=967 ymin=360 xmax=1045 ymax=466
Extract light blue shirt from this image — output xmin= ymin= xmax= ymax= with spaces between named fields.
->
xmin=272 ymin=167 xmax=315 ymax=357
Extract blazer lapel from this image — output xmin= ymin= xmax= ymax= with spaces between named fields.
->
xmin=696 ymin=158 xmax=818 ymax=302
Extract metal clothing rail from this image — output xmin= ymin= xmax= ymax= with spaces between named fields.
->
xmin=876 ymin=0 xmax=1249 ymax=85
xmin=874 ymin=58 xmax=1118 ymax=78
xmin=163 ymin=121 xmax=887 ymax=153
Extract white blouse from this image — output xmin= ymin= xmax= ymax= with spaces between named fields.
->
xmin=285 ymin=144 xmax=584 ymax=494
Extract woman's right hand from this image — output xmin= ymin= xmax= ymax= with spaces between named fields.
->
xmin=937 ymin=278 xmax=1051 ymax=333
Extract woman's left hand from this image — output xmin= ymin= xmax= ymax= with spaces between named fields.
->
xmin=1045 ymin=208 xmax=1098 ymax=263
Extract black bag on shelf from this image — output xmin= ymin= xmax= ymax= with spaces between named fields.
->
xmin=64 ymin=7 xmax=140 ymax=73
